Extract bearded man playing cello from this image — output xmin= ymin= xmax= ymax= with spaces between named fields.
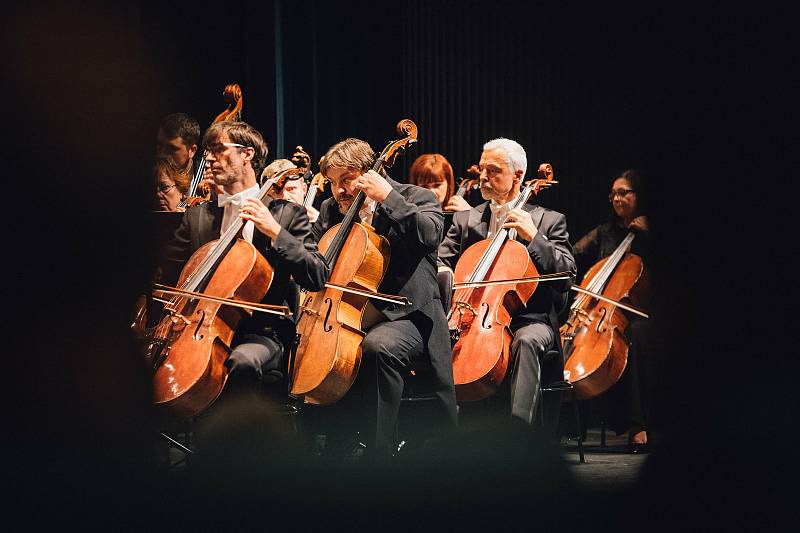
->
xmin=160 ymin=121 xmax=329 ymax=400
xmin=438 ymin=138 xmax=576 ymax=429
xmin=309 ymin=138 xmax=458 ymax=460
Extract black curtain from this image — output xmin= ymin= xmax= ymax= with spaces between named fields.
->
xmin=137 ymin=0 xmax=688 ymax=238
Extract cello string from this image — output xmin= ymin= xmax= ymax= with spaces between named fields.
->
xmin=575 ymin=232 xmax=634 ymax=311
xmin=457 ymin=181 xmax=537 ymax=306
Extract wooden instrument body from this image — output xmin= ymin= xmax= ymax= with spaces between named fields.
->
xmin=291 ymin=222 xmax=390 ymax=405
xmin=449 ymin=239 xmax=539 ymax=401
xmin=152 ymin=238 xmax=273 ymax=417
xmin=561 ymin=253 xmax=647 ymax=400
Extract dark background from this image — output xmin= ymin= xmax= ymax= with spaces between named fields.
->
xmin=136 ymin=0 xmax=695 ymax=239
xmin=4 ymin=1 xmax=793 ymax=529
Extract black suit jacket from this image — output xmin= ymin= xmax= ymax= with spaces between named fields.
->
xmin=438 ymin=201 xmax=576 ymax=370
xmin=312 ymin=176 xmax=456 ymax=415
xmin=161 ymin=198 xmax=329 ymax=346
xmin=312 ymin=176 xmax=444 ymax=322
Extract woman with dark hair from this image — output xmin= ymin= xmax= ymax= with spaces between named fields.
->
xmin=573 ymin=169 xmax=654 ymax=452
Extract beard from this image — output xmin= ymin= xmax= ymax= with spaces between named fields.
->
xmin=335 ymin=194 xmax=355 ymax=215
xmin=480 ymin=182 xmax=499 ymax=201
xmin=211 ymin=168 xmax=238 ymax=188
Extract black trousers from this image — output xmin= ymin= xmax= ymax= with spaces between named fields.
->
xmin=509 ymin=321 xmax=555 ymax=425
xmin=224 ymin=333 xmax=284 ymax=394
xmin=359 ymin=314 xmax=456 ymax=455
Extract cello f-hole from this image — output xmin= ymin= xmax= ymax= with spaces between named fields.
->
xmin=480 ymin=302 xmax=492 ymax=329
xmin=595 ymin=307 xmax=607 ymax=333
xmin=323 ymin=297 xmax=334 ymax=332
xmin=192 ymin=310 xmax=205 ymax=340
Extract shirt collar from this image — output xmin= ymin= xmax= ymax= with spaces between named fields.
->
xmin=218 ymin=184 xmax=260 ymax=207
xmin=489 ymin=199 xmax=514 ymax=213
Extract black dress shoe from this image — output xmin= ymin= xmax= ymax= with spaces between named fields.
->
xmin=628 ymin=441 xmax=650 ymax=454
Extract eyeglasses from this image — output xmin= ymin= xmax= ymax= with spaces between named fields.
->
xmin=157 ymin=183 xmax=177 ymax=194
xmin=608 ymin=188 xmax=635 ymax=201
xmin=205 ymin=142 xmax=248 ymax=154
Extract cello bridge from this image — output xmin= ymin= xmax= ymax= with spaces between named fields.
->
xmin=574 ymin=308 xmax=590 ymax=323
xmin=299 ymin=305 xmax=320 ymax=317
xmin=454 ymin=301 xmax=477 ymax=316
xmin=170 ymin=313 xmax=191 ymax=326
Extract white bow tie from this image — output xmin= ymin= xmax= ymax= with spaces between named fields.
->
xmin=217 ymin=194 xmax=242 ymax=208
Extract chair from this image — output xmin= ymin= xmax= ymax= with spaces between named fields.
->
xmin=538 ymin=349 xmax=585 ymax=463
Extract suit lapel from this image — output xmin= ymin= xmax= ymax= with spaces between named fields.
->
xmin=199 ymin=202 xmax=223 ymax=245
xmin=527 ymin=204 xmax=545 ymax=230
xmin=468 ymin=202 xmax=490 ymax=241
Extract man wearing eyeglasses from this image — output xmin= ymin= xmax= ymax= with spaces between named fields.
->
xmin=160 ymin=121 xmax=329 ymax=404
xmin=437 ymin=138 xmax=576 ymax=431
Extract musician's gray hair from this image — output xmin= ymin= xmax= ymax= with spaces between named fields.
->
xmin=483 ymin=138 xmax=527 ymax=179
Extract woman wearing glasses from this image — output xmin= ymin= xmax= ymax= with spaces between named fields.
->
xmin=573 ymin=169 xmax=653 ymax=453
xmin=154 ymin=157 xmax=190 ymax=212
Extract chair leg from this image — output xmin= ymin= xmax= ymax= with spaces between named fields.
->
xmin=537 ymin=385 xmax=546 ymax=428
xmin=600 ymin=419 xmax=607 ymax=447
xmin=571 ymin=388 xmax=585 ymax=463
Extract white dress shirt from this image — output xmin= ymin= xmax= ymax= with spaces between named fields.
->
xmin=218 ymin=184 xmax=261 ymax=243
xmin=359 ymin=197 xmax=377 ymax=226
xmin=487 ymin=199 xmax=514 ymax=239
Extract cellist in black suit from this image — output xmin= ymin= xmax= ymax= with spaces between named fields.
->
xmin=438 ymin=138 xmax=576 ymax=429
xmin=160 ymin=121 xmax=329 ymax=398
xmin=311 ymin=138 xmax=458 ymax=460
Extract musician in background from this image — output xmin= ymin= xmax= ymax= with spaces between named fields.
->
xmin=156 ymin=112 xmax=200 ymax=180
xmin=573 ymin=169 xmax=652 ymax=452
xmin=438 ymin=138 xmax=576 ymax=430
xmin=408 ymin=153 xmax=455 ymax=206
xmin=262 ymin=159 xmax=320 ymax=223
xmin=161 ymin=121 xmax=329 ymax=398
xmin=408 ymin=153 xmax=465 ymax=309
xmin=311 ymin=138 xmax=457 ymax=461
xmin=153 ymin=156 xmax=189 ymax=212
xmin=261 ymin=158 xmax=295 ymax=185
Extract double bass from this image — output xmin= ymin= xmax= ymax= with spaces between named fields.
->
xmin=146 ymin=167 xmax=305 ymax=417
xmin=448 ymin=164 xmax=565 ymax=401
xmin=180 ymin=83 xmax=244 ymax=209
xmin=290 ymin=119 xmax=417 ymax=405
xmin=561 ymin=232 xmax=650 ymax=399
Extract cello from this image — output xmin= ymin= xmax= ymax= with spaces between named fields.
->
xmin=561 ymin=232 xmax=650 ymax=399
xmin=448 ymin=164 xmax=563 ymax=402
xmin=146 ymin=166 xmax=305 ymax=417
xmin=289 ymin=119 xmax=418 ymax=405
xmin=180 ymin=83 xmax=244 ymax=209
